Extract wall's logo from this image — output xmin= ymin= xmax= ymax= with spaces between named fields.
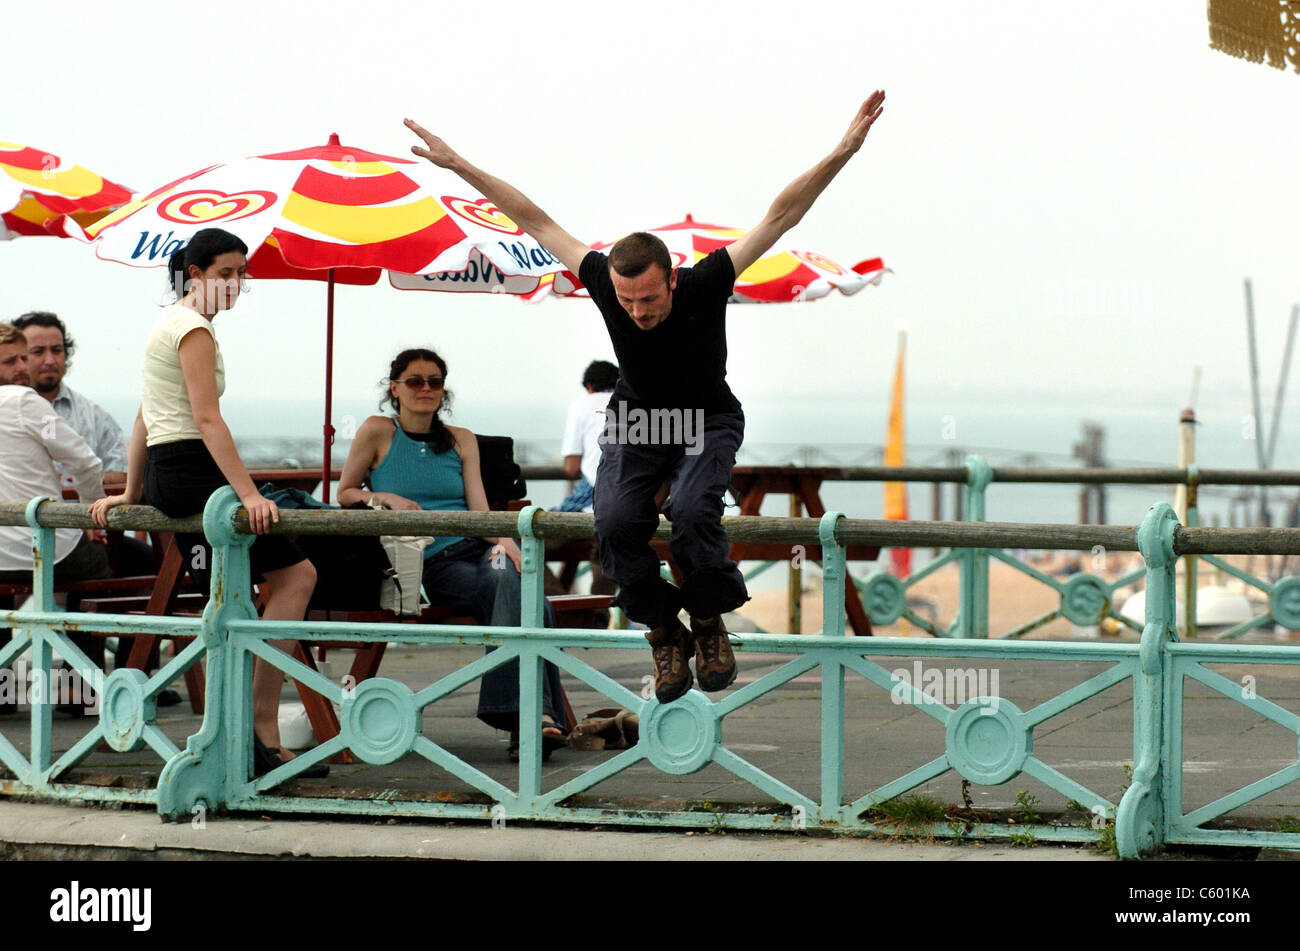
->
xmin=158 ymin=189 xmax=276 ymax=224
xmin=443 ymin=196 xmax=523 ymax=235
xmin=791 ymin=249 xmax=844 ymax=275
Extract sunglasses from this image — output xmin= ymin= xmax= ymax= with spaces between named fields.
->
xmin=394 ymin=376 xmax=445 ymax=390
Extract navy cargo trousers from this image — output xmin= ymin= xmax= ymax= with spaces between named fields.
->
xmin=593 ymin=408 xmax=749 ymax=629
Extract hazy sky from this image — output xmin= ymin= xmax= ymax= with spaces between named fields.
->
xmin=4 ymin=0 xmax=1299 ymax=462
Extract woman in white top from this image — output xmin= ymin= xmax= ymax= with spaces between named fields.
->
xmin=90 ymin=228 xmax=321 ymax=778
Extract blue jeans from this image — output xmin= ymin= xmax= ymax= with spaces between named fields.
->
xmin=420 ymin=540 xmax=562 ymax=734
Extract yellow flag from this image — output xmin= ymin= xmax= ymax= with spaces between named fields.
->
xmin=884 ymin=331 xmax=910 ymax=575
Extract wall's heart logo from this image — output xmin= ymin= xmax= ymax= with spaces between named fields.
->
xmin=791 ymin=249 xmax=845 ymax=275
xmin=443 ymin=196 xmax=522 ymax=235
xmin=158 ymin=189 xmax=276 ymax=224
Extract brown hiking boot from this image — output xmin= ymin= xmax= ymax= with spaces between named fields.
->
xmin=691 ymin=615 xmax=737 ymax=692
xmin=646 ymin=619 xmax=694 ymax=703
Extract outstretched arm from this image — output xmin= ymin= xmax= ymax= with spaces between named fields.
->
xmin=725 ymin=91 xmax=885 ymax=279
xmin=405 ymin=118 xmax=590 ymax=275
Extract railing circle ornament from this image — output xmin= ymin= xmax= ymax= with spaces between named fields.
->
xmin=100 ymin=668 xmax=152 ymax=752
xmin=945 ymin=698 xmax=1030 ymax=786
xmin=1061 ymin=574 xmax=1110 ymax=626
xmin=1271 ymin=577 xmax=1300 ymax=630
xmin=862 ymin=571 xmax=906 ymax=625
xmin=341 ymin=678 xmax=417 ymax=765
xmin=642 ymin=691 xmax=721 ymax=775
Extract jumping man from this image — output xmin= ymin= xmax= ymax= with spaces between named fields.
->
xmin=405 ymin=90 xmax=885 ymax=702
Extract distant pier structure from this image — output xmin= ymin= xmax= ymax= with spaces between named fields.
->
xmin=1073 ymin=421 xmax=1107 ymax=524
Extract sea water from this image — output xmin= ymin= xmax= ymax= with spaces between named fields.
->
xmin=107 ymin=389 xmax=1290 ymax=596
xmin=206 ymin=389 xmax=1287 ymax=528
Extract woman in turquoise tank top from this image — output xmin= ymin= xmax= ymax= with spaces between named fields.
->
xmin=337 ymin=348 xmax=565 ymax=760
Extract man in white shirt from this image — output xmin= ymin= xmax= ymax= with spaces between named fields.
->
xmin=13 ymin=312 xmax=128 ymax=482
xmin=554 ymin=360 xmax=618 ymax=514
xmin=10 ymin=312 xmax=176 ymax=700
xmin=0 ymin=323 xmax=109 ymax=715
xmin=550 ymin=361 xmax=619 ymax=622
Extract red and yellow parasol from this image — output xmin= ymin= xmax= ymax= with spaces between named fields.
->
xmin=1 ymin=140 xmax=131 ymax=240
xmin=51 ymin=134 xmax=571 ymax=495
xmin=392 ymin=213 xmax=887 ymax=302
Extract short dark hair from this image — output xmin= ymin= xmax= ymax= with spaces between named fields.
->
xmin=608 ymin=231 xmax=671 ymax=281
xmin=582 ymin=360 xmax=618 ymax=392
xmin=12 ymin=311 xmax=74 ymax=364
xmin=167 ymin=228 xmax=250 ymax=300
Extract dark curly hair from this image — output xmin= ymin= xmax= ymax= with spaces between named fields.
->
xmin=12 ymin=312 xmax=74 ymax=370
xmin=380 ymin=348 xmax=454 ymax=454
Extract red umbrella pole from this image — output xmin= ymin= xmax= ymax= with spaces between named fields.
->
xmin=323 ymin=268 xmax=336 ymax=501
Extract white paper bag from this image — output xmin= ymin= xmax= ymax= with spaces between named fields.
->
xmin=367 ymin=497 xmax=432 ymax=616
xmin=379 ymin=534 xmax=431 ymax=615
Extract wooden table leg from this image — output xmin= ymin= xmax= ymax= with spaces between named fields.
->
xmin=290 ymin=642 xmax=353 ymax=764
xmin=134 ymin=539 xmax=208 ymax=712
xmin=797 ymin=477 xmax=873 ymax=636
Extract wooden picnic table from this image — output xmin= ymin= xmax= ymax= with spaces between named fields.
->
xmin=724 ymin=465 xmax=880 ymax=635
xmin=83 ymin=469 xmax=603 ymax=757
xmin=34 ymin=470 xmax=343 ymax=714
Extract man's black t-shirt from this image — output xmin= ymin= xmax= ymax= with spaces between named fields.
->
xmin=579 ymin=248 xmax=743 ymax=416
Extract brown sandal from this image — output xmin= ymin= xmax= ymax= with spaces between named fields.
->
xmin=569 ymin=708 xmax=640 ymax=750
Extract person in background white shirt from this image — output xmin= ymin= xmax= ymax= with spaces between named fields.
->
xmin=0 ymin=323 xmax=109 ymax=716
xmin=554 ymin=360 xmax=618 ymax=513
xmin=551 ymin=361 xmax=619 ymax=622
xmin=10 ymin=311 xmax=175 ymax=700
xmin=13 ymin=311 xmax=128 ymax=482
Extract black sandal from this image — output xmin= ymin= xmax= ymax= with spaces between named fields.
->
xmin=253 ymin=736 xmax=330 ymax=780
xmin=508 ymin=719 xmax=569 ymax=762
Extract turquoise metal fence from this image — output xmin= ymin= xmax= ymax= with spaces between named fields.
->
xmin=830 ymin=454 xmax=1300 ymax=641
xmin=2 ymin=489 xmax=1300 ymax=857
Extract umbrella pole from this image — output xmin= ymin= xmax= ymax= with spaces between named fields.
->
xmin=323 ymin=268 xmax=336 ymax=502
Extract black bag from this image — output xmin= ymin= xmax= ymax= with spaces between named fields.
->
xmin=475 ymin=435 xmax=526 ymax=509
xmin=260 ymin=486 xmax=390 ymax=610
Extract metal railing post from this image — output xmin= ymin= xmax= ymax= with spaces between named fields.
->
xmin=516 ymin=506 xmax=545 ymax=800
xmin=818 ymin=512 xmax=846 ymax=821
xmin=951 ymin=456 xmax=992 ymax=638
xmin=156 ymin=487 xmax=255 ymax=820
xmin=1118 ymin=502 xmax=1176 ymax=858
xmin=25 ymin=498 xmax=54 ymax=782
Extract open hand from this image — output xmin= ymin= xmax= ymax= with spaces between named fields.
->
xmin=89 ymin=493 xmax=135 ymax=528
xmin=240 ymin=492 xmax=279 ymax=535
xmin=491 ymin=538 xmax=523 ymax=574
xmin=370 ymin=492 xmax=420 ymax=511
xmin=405 ymin=118 xmax=458 ymax=168
xmin=840 ymin=90 xmax=886 ymax=154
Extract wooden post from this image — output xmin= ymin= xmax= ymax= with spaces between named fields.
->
xmin=788 ymin=495 xmax=802 ymax=634
xmin=949 ymin=449 xmax=964 ymax=522
xmin=931 ymin=481 xmax=942 ymax=558
xmin=1073 ymin=423 xmax=1107 ymax=524
xmin=1175 ymin=409 xmax=1198 ymax=637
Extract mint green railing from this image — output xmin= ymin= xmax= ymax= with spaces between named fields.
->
xmin=3 ymin=491 xmax=1300 ymax=856
xmin=839 ymin=454 xmax=1300 ymax=641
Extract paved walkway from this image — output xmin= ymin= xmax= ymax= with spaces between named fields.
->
xmin=0 ymin=800 xmax=1108 ymax=861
